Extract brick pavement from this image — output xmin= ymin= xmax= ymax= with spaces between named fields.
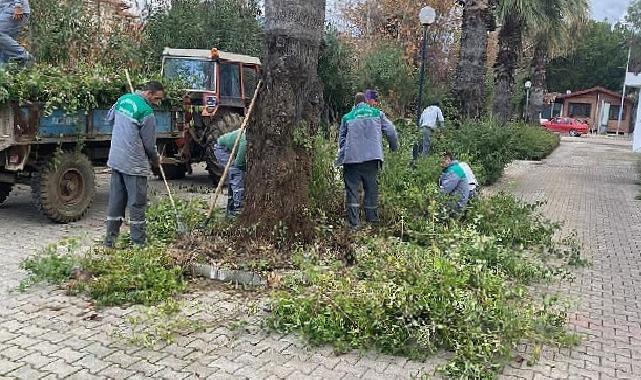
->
xmin=0 ymin=137 xmax=639 ymax=379
xmin=498 ymin=136 xmax=641 ymax=380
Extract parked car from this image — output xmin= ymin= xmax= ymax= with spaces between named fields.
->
xmin=541 ymin=117 xmax=589 ymax=137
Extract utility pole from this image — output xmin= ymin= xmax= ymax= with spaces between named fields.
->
xmin=617 ymin=46 xmax=631 ymax=136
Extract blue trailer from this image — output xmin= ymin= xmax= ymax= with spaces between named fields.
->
xmin=0 ymin=104 xmax=185 ymax=223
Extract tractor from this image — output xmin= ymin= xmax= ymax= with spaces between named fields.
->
xmin=158 ymin=48 xmax=261 ymax=181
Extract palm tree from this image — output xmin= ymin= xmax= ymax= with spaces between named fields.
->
xmin=492 ymin=0 xmax=588 ymax=122
xmin=526 ymin=0 xmax=589 ymax=122
xmin=453 ymin=0 xmax=497 ymax=119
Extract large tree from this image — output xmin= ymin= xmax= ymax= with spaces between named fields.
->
xmin=240 ymin=0 xmax=326 ymax=241
xmin=546 ymin=21 xmax=630 ymax=92
xmin=526 ymin=0 xmax=589 ymax=122
xmin=453 ymin=0 xmax=496 ymax=119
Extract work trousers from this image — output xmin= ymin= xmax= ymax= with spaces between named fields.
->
xmin=343 ymin=160 xmax=380 ymax=229
xmin=105 ymin=170 xmax=148 ymax=247
xmin=0 ymin=9 xmax=29 ymax=63
xmin=214 ymin=144 xmax=245 ymax=215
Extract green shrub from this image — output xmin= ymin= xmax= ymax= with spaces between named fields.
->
xmin=20 ymin=238 xmax=81 ymax=289
xmin=77 ymin=245 xmax=186 ymax=306
xmin=270 ymin=122 xmax=578 ymax=378
xmin=20 ymin=198 xmax=205 ymax=306
xmin=270 ymin=237 xmax=576 ymax=378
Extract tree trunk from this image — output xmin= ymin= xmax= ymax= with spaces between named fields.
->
xmin=240 ymin=0 xmax=325 ymax=242
xmin=492 ymin=11 xmax=522 ymax=122
xmin=528 ymin=41 xmax=546 ymax=124
xmin=453 ymin=0 xmax=492 ymax=119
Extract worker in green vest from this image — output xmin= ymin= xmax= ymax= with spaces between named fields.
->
xmin=213 ymin=129 xmax=247 ymax=216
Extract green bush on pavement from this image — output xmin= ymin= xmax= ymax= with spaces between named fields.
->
xmin=272 ymin=120 xmax=577 ymax=378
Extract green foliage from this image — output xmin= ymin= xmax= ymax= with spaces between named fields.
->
xmin=20 ymin=198 xmax=207 ymax=306
xmin=309 ymin=134 xmax=343 ymax=215
xmin=146 ymin=198 xmax=207 ymax=244
xmin=270 ymin=236 xmax=577 ymax=378
xmin=433 ymin=120 xmax=559 ymax=185
xmin=141 ymin=0 xmax=263 ymax=70
xmin=77 ymin=245 xmax=186 ymax=306
xmin=28 ymin=0 xmax=142 ymax=69
xmin=547 ymin=21 xmax=631 ymax=92
xmin=0 ymin=64 xmax=186 ymax=114
xmin=357 ymin=42 xmax=416 ymax=115
xmin=19 ymin=238 xmax=81 ymax=289
xmin=270 ymin=120 xmax=578 ymax=377
xmin=319 ymin=28 xmax=357 ymax=123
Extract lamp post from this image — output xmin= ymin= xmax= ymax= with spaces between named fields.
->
xmin=415 ymin=6 xmax=436 ymax=127
xmin=617 ymin=46 xmax=631 ymax=136
xmin=524 ymin=80 xmax=532 ymax=122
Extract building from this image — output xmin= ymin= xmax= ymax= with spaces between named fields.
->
xmin=545 ymin=87 xmax=634 ymax=134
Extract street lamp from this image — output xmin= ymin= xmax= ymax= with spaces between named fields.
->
xmin=524 ymin=80 xmax=532 ymax=122
xmin=415 ymin=6 xmax=436 ymax=127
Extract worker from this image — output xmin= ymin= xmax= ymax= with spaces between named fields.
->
xmin=458 ymin=161 xmax=478 ymax=199
xmin=336 ymin=92 xmax=399 ymax=229
xmin=439 ymin=152 xmax=470 ymax=213
xmin=214 ymin=128 xmax=246 ymax=216
xmin=418 ymin=101 xmax=445 ymax=157
xmin=104 ymin=81 xmax=165 ymax=248
xmin=0 ymin=0 xmax=31 ymax=65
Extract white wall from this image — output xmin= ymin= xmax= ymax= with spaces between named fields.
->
xmin=630 ymin=72 xmax=641 ymax=152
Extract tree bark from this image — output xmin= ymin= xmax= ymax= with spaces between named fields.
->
xmin=453 ymin=0 xmax=492 ymax=119
xmin=240 ymin=0 xmax=325 ymax=242
xmin=528 ymin=40 xmax=546 ymax=123
xmin=492 ymin=11 xmax=522 ymax=122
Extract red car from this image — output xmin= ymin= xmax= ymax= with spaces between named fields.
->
xmin=541 ymin=117 xmax=589 ymax=137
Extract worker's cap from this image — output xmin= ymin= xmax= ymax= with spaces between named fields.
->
xmin=364 ymin=89 xmax=379 ymax=101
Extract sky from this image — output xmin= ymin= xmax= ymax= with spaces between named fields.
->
xmin=591 ymin=0 xmax=633 ymax=22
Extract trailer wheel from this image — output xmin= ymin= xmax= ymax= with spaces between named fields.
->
xmin=0 ymin=182 xmax=13 ymax=205
xmin=32 ymin=152 xmax=95 ymax=223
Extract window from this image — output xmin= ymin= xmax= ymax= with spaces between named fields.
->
xmin=608 ymin=105 xmax=624 ymax=120
xmin=568 ymin=103 xmax=592 ymax=118
xmin=242 ymin=66 xmax=258 ymax=99
xmin=220 ymin=63 xmax=241 ymax=98
xmin=163 ymin=58 xmax=215 ymax=91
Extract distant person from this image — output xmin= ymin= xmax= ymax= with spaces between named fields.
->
xmin=214 ymin=129 xmax=247 ymax=217
xmin=105 ymin=81 xmax=165 ymax=248
xmin=0 ymin=0 xmax=31 ymax=65
xmin=418 ymin=101 xmax=445 ymax=156
xmin=337 ymin=92 xmax=399 ymax=229
xmin=458 ymin=161 xmax=478 ymax=199
xmin=438 ymin=152 xmax=470 ymax=213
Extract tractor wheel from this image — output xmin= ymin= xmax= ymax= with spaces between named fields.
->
xmin=0 ymin=182 xmax=13 ymax=205
xmin=31 ymin=152 xmax=95 ymax=223
xmin=205 ymin=111 xmax=243 ymax=182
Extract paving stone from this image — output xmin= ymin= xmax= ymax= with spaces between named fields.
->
xmin=42 ymin=358 xmax=81 ymax=377
xmin=7 ymin=365 xmax=45 ymax=379
xmin=0 ymin=359 xmax=23 ymax=376
xmin=98 ymin=366 xmax=137 ymax=379
xmin=74 ymin=355 xmax=110 ymax=374
xmin=21 ymin=352 xmax=56 ymax=369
